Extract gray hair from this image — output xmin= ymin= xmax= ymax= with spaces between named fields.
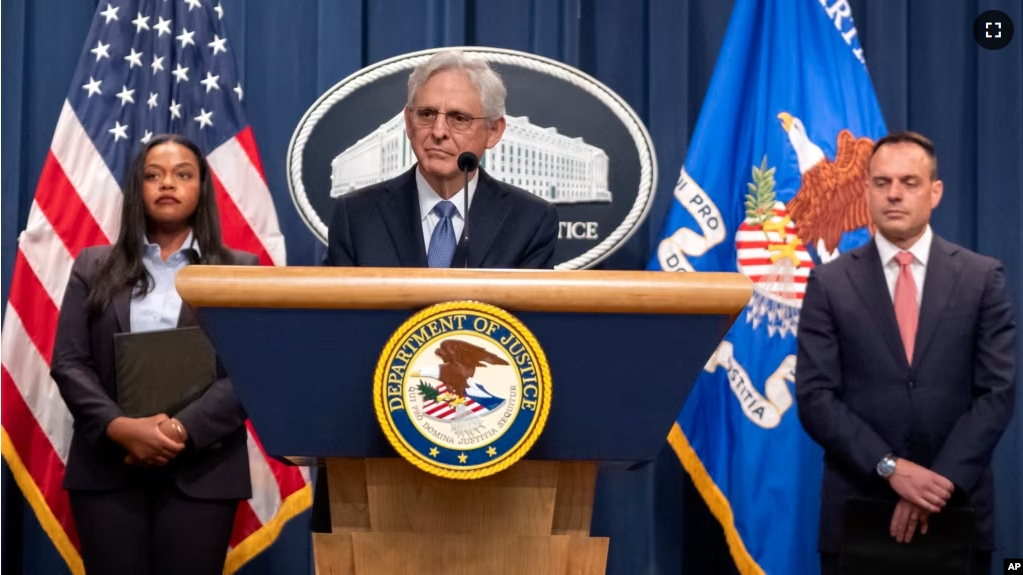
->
xmin=407 ymin=51 xmax=507 ymax=122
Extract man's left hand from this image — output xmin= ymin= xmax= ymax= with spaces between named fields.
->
xmin=890 ymin=498 xmax=930 ymax=544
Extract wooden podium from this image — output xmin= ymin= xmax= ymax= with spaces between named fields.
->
xmin=176 ymin=267 xmax=752 ymax=575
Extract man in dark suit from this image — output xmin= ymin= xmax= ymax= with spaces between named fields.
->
xmin=323 ymin=49 xmax=559 ymax=269
xmin=796 ymin=131 xmax=1016 ymax=575
xmin=314 ymin=51 xmax=560 ymax=531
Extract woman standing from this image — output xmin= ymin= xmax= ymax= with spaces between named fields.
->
xmin=51 ymin=134 xmax=257 ymax=575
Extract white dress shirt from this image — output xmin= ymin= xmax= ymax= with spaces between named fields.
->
xmin=417 ymin=167 xmax=478 ymax=252
xmin=874 ymin=225 xmax=932 ymax=306
xmin=129 ymin=230 xmax=197 ymax=333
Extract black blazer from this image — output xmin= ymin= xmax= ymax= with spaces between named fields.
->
xmin=795 ymin=234 xmax=1016 ymax=553
xmin=324 ymin=165 xmax=559 ymax=269
xmin=50 ymin=245 xmax=257 ymax=500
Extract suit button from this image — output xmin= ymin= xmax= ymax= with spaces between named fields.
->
xmin=908 ymin=380 xmax=916 ymax=388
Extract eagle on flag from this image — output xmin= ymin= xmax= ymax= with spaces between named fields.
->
xmin=778 ymin=112 xmax=876 ymax=261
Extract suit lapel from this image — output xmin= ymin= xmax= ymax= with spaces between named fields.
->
xmin=177 ymin=301 xmax=198 ymax=328
xmin=113 ymin=287 xmax=131 ymax=333
xmin=912 ymin=236 xmax=961 ymax=366
xmin=377 ymin=169 xmax=428 ymax=267
xmin=452 ymin=169 xmax=510 ymax=268
xmin=845 ymin=242 xmax=909 ymax=368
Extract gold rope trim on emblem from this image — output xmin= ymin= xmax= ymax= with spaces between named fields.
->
xmin=667 ymin=423 xmax=766 ymax=575
xmin=373 ymin=300 xmax=552 ymax=480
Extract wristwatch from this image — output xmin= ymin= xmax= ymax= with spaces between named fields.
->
xmin=876 ymin=453 xmax=897 ymax=478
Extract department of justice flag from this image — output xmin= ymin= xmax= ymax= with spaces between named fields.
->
xmin=650 ymin=0 xmax=887 ymax=573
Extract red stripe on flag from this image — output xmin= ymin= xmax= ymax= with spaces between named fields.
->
xmin=34 ymin=152 xmax=110 ymax=257
xmin=1 ymin=368 xmax=80 ymax=549
xmin=228 ymin=500 xmax=264 ymax=548
xmin=747 ymin=275 xmax=809 ymax=284
xmin=8 ymin=253 xmax=61 ymax=363
xmin=266 ymin=458 xmax=309 ymax=499
xmin=211 ymin=172 xmax=273 ymax=265
xmin=244 ymin=422 xmax=307 ymax=498
xmin=738 ymin=258 xmax=805 ymax=267
xmin=234 ymin=127 xmax=268 ymax=185
xmin=735 ymin=241 xmax=807 ymax=250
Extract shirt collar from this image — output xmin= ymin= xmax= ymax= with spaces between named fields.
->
xmin=416 ymin=165 xmax=479 ymax=222
xmin=875 ymin=224 xmax=932 ymax=267
xmin=142 ymin=229 xmax=199 ymax=260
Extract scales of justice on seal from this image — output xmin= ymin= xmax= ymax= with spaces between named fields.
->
xmin=175 ymin=48 xmax=753 ymax=575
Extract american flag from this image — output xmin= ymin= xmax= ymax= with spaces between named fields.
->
xmin=0 ymin=1 xmax=310 ymax=573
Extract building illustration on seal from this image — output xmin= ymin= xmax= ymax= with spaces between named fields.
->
xmin=330 ymin=112 xmax=613 ymax=204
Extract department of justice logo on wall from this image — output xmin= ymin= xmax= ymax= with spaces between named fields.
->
xmin=373 ymin=302 xmax=551 ymax=479
xmin=288 ymin=47 xmax=657 ymax=269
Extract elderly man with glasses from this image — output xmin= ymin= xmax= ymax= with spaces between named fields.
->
xmin=323 ymin=50 xmax=559 ymax=270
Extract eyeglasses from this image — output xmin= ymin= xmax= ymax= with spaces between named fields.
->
xmin=407 ymin=106 xmax=489 ymax=132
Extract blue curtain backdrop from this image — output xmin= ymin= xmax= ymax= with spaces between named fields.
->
xmin=3 ymin=1 xmax=1020 ymax=573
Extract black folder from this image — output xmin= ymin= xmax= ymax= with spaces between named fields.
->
xmin=840 ymin=497 xmax=975 ymax=575
xmin=114 ymin=326 xmax=217 ymax=417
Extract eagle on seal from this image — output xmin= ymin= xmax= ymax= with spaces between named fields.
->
xmin=430 ymin=339 xmax=509 ymax=398
xmin=777 ymin=112 xmax=875 ymax=260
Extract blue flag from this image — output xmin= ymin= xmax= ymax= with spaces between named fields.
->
xmin=650 ymin=0 xmax=887 ymax=573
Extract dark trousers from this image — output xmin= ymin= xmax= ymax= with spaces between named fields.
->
xmin=68 ymin=477 xmax=239 ymax=575
xmin=821 ymin=551 xmax=992 ymax=575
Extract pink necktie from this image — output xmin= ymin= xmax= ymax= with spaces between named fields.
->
xmin=893 ymin=251 xmax=918 ymax=363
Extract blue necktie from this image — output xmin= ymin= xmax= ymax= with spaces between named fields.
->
xmin=427 ymin=200 xmax=458 ymax=268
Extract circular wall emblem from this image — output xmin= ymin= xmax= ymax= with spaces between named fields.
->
xmin=373 ymin=301 xmax=551 ymax=479
xmin=288 ymin=46 xmax=657 ymax=269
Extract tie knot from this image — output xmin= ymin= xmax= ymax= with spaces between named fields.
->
xmin=433 ymin=200 xmax=458 ymax=220
xmin=895 ymin=251 xmax=914 ymax=267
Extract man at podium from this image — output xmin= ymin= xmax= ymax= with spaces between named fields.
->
xmin=322 ymin=49 xmax=560 ymax=270
xmin=317 ymin=48 xmax=561 ymax=530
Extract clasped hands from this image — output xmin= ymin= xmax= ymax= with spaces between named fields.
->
xmin=886 ymin=458 xmax=955 ymax=544
xmin=106 ymin=413 xmax=189 ymax=467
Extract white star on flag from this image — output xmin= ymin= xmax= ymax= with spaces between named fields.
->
xmin=100 ymin=3 xmax=119 ymax=23
xmin=124 ymin=48 xmax=144 ymax=68
xmin=90 ymin=40 xmax=111 ymax=61
xmin=200 ymin=71 xmax=220 ymax=93
xmin=177 ymin=28 xmax=196 ymax=49
xmin=116 ymin=85 xmax=136 ymax=106
xmin=154 ymin=16 xmax=172 ymax=36
xmin=172 ymin=63 xmax=189 ymax=83
xmin=208 ymin=35 xmax=227 ymax=55
xmin=108 ymin=120 xmax=129 ymax=141
xmin=132 ymin=12 xmax=150 ymax=32
xmin=82 ymin=76 xmax=102 ymax=97
xmin=194 ymin=108 xmax=214 ymax=129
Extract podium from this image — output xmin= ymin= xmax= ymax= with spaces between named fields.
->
xmin=176 ymin=267 xmax=751 ymax=575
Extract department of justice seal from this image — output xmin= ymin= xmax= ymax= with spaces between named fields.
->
xmin=374 ymin=302 xmax=551 ymax=480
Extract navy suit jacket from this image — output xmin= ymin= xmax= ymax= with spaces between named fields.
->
xmin=795 ymin=234 xmax=1016 ymax=552
xmin=797 ymin=234 xmax=1014 ymax=552
xmin=50 ymin=245 xmax=256 ymax=500
xmin=323 ymin=165 xmax=559 ymax=269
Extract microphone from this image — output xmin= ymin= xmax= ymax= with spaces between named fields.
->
xmin=457 ymin=152 xmax=478 ymax=268
xmin=457 ymin=151 xmax=479 ymax=172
